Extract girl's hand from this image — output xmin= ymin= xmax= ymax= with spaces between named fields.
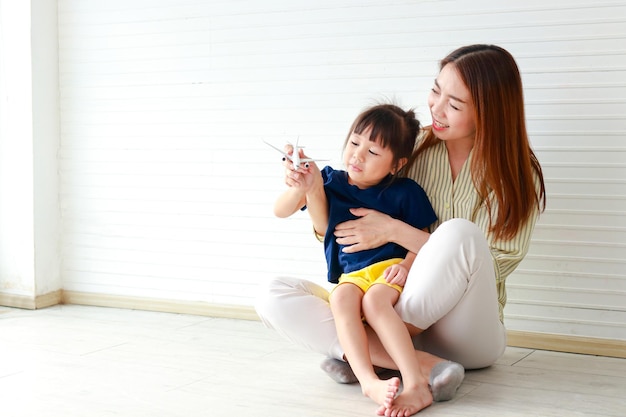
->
xmin=384 ymin=263 xmax=408 ymax=286
xmin=283 ymin=146 xmax=321 ymax=192
xmin=334 ymin=208 xmax=394 ymax=253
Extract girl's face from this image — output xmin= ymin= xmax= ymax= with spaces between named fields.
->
xmin=343 ymin=127 xmax=399 ymax=189
xmin=427 ymin=63 xmax=476 ymax=145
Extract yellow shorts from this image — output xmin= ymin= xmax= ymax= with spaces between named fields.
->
xmin=333 ymin=258 xmax=404 ymax=294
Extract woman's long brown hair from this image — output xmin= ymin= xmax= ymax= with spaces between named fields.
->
xmin=416 ymin=44 xmax=546 ymax=241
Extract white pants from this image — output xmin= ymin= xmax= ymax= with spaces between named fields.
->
xmin=255 ymin=219 xmax=507 ymax=369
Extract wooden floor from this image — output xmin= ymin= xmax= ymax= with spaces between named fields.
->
xmin=0 ymin=305 xmax=624 ymax=417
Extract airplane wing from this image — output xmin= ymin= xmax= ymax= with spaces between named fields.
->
xmin=263 ymin=140 xmax=293 ymax=161
xmin=263 ymin=140 xmax=328 ymax=165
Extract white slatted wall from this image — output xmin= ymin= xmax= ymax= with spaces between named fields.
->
xmin=58 ymin=0 xmax=626 ymax=341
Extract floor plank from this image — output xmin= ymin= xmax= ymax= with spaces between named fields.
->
xmin=0 ymin=305 xmax=624 ymax=416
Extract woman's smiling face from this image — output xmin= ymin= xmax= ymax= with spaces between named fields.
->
xmin=427 ymin=63 xmax=477 ymax=145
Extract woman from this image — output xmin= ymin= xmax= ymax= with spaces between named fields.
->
xmin=255 ymin=44 xmax=546 ymax=416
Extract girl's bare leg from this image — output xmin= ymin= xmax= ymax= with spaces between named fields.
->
xmin=322 ymin=326 xmax=463 ymax=400
xmin=330 ymin=284 xmax=400 ymax=408
xmin=363 ymin=285 xmax=433 ymax=416
xmin=364 ymin=325 xmax=464 ymax=416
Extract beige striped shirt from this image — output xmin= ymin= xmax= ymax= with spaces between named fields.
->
xmin=406 ymin=139 xmax=539 ymax=321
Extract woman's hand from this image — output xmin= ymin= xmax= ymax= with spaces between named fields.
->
xmin=334 ymin=208 xmax=394 ymax=253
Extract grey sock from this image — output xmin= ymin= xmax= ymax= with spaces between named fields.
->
xmin=319 ymin=357 xmax=358 ymax=384
xmin=429 ymin=361 xmax=465 ymax=402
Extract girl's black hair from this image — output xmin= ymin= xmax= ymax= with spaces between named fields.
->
xmin=345 ymin=103 xmax=420 ymax=174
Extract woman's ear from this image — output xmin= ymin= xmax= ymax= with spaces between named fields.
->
xmin=392 ymin=157 xmax=408 ymax=174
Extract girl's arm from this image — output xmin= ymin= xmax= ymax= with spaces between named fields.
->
xmin=274 ymin=161 xmax=329 ymax=237
xmin=273 ymin=187 xmax=307 ymax=218
xmin=383 ymin=225 xmax=428 ymax=286
xmin=304 ymin=179 xmax=329 ymax=237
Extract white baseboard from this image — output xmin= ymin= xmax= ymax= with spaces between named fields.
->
xmin=507 ymin=329 xmax=626 ymax=359
xmin=61 ymin=290 xmax=260 ymax=321
xmin=0 ymin=290 xmax=62 ymax=310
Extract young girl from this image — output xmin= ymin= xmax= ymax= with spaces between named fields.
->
xmin=273 ymin=104 xmax=438 ymax=414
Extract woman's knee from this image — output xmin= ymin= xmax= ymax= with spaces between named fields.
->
xmin=398 ymin=219 xmax=489 ymax=328
xmin=434 ymin=218 xmax=483 ymax=246
xmin=255 ymin=276 xmax=332 ymax=322
xmin=255 ymin=276 xmax=342 ymax=358
xmin=430 ymin=219 xmax=491 ymax=264
xmin=255 ymin=276 xmax=305 ymax=323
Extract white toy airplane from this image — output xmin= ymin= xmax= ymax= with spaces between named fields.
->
xmin=263 ymin=137 xmax=327 ymax=170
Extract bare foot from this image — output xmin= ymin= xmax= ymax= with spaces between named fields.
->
xmin=362 ymin=377 xmax=400 ymax=409
xmin=376 ymin=385 xmax=433 ymax=417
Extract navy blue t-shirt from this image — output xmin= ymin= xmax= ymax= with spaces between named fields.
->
xmin=320 ymin=166 xmax=437 ymax=283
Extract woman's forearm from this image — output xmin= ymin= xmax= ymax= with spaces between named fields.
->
xmin=334 ymin=208 xmax=431 ymax=254
xmin=389 ymin=218 xmax=430 ymax=254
